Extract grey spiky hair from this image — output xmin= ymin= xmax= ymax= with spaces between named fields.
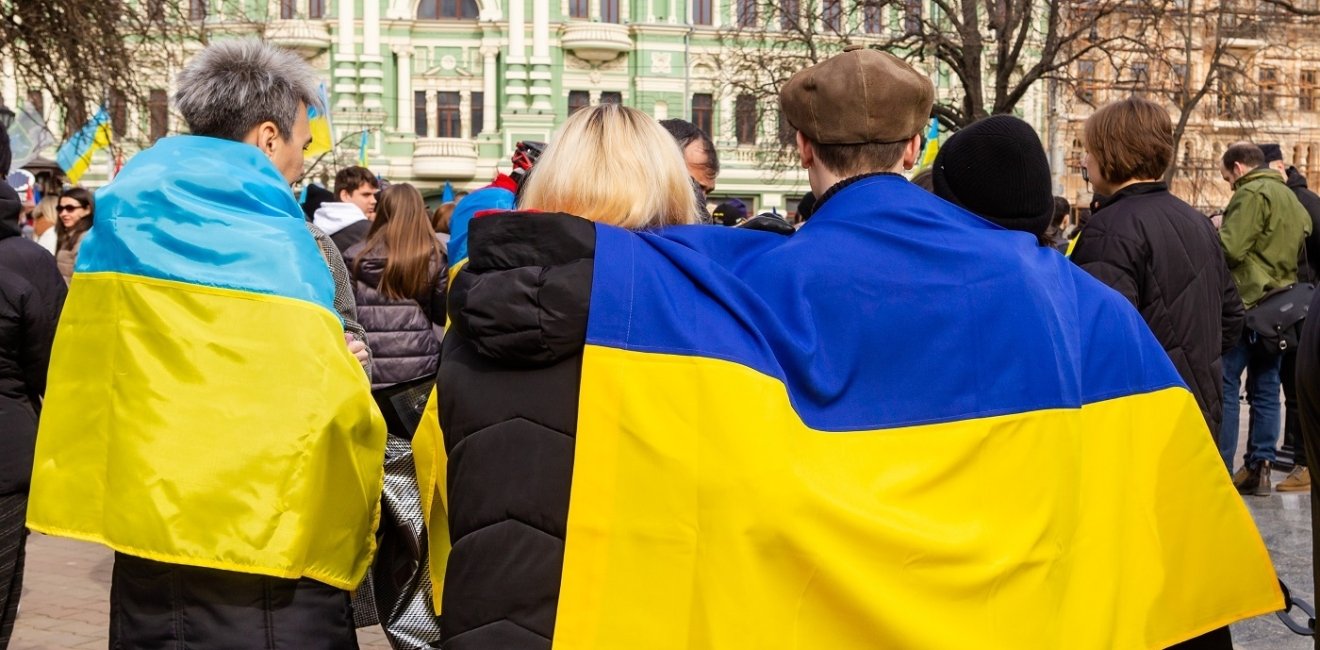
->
xmin=174 ymin=39 xmax=322 ymax=142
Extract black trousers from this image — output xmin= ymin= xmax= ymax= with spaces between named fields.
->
xmin=0 ymin=493 xmax=26 ymax=650
xmin=109 ymin=553 xmax=358 ymax=650
xmin=1282 ymin=349 xmax=1308 ymax=468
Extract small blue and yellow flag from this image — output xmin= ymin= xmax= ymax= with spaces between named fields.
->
xmin=56 ymin=108 xmax=111 ymax=183
xmin=305 ymin=83 xmax=334 ymax=160
xmin=918 ymin=116 xmax=940 ymax=168
xmin=358 ymin=129 xmax=370 ymax=167
xmin=28 ymin=135 xmax=386 ymax=590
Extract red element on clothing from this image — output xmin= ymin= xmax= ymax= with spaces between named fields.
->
xmin=489 ymin=174 xmax=518 ymax=192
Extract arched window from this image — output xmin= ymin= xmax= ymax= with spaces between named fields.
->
xmin=418 ymin=0 xmax=479 ymax=20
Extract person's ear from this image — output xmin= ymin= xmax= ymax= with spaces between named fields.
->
xmin=902 ymin=133 xmax=922 ymax=170
xmin=254 ymin=120 xmax=281 ymax=158
xmin=796 ymin=131 xmax=814 ymax=170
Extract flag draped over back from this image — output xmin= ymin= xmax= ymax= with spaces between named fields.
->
xmin=28 ymin=135 xmax=386 ymax=590
xmin=548 ymin=175 xmax=1279 ymax=648
xmin=56 ymin=108 xmax=111 ymax=183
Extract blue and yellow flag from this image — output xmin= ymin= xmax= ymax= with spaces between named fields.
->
xmin=28 ymin=135 xmax=386 ymax=590
xmin=305 ymin=83 xmax=334 ymax=160
xmin=918 ymin=116 xmax=940 ymax=168
xmin=539 ymin=175 xmax=1276 ymax=648
xmin=56 ymin=108 xmax=111 ymax=184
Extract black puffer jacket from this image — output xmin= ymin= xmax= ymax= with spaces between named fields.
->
xmin=1071 ymin=183 xmax=1244 ymax=437
xmin=1285 ymin=167 xmax=1320 ymax=284
xmin=343 ymin=240 xmax=447 ymax=388
xmin=0 ymin=181 xmax=67 ymax=494
xmin=438 ymin=212 xmax=593 ymax=648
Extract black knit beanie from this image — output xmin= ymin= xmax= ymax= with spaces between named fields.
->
xmin=931 ymin=115 xmax=1054 ymax=238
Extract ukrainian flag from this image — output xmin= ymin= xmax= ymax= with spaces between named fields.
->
xmin=497 ymin=176 xmax=1275 ymax=648
xmin=305 ymin=83 xmax=334 ymax=160
xmin=56 ymin=108 xmax=111 ymax=184
xmin=919 ymin=116 xmax=940 ymax=168
xmin=28 ymin=135 xmax=386 ymax=590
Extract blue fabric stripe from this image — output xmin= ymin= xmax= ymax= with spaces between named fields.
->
xmin=586 ymin=175 xmax=1183 ymax=431
xmin=79 ymin=136 xmax=336 ymax=314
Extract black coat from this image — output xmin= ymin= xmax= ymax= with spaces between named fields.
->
xmin=1071 ymin=183 xmax=1244 ymax=438
xmin=343 ymin=240 xmax=446 ymax=388
xmin=438 ymin=212 xmax=594 ymax=648
xmin=0 ymin=182 xmax=66 ymax=494
xmin=1286 ymin=167 xmax=1320 ymax=284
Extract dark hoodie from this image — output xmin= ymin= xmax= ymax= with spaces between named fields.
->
xmin=0 ymin=181 xmax=66 ymax=493
xmin=1285 ymin=166 xmax=1320 ymax=284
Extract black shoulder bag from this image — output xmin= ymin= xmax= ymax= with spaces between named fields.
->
xmin=1245 ymin=283 xmax=1315 ymax=353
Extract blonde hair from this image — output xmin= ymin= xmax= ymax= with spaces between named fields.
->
xmin=35 ymin=197 xmax=59 ymax=227
xmin=518 ymin=104 xmax=699 ymax=230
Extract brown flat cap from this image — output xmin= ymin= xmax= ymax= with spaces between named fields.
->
xmin=780 ymin=45 xmax=935 ymax=145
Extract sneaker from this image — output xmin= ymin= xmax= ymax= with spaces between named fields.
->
xmin=1236 ymin=461 xmax=1272 ymax=497
xmin=1276 ymin=466 xmax=1311 ymax=492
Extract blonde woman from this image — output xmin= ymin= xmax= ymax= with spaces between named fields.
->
xmin=517 ymin=103 xmax=698 ymax=229
xmin=423 ymin=103 xmax=703 ymax=646
xmin=32 ymin=197 xmax=58 ymax=255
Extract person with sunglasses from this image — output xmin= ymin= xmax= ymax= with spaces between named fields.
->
xmin=54 ymin=187 xmax=93 ymax=284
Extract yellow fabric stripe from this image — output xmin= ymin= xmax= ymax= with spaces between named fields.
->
xmin=28 ymin=272 xmax=386 ymax=590
xmin=413 ymin=386 xmax=449 ymax=612
xmin=555 ymin=345 xmax=1281 ymax=649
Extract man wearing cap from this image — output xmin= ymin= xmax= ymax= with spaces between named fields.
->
xmin=1217 ymin=141 xmax=1312 ymax=495
xmin=431 ymin=45 xmax=1282 ymax=649
xmin=1258 ymin=142 xmax=1320 ymax=492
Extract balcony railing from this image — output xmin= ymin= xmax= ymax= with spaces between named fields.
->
xmin=560 ymin=23 xmax=631 ymax=62
xmin=413 ymin=138 xmax=478 ymax=179
xmin=264 ymin=20 xmax=332 ymax=59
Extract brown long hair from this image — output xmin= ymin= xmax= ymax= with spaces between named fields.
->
xmin=357 ymin=183 xmax=439 ymax=301
xmin=56 ymin=187 xmax=95 ymax=251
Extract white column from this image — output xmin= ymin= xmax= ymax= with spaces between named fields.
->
xmin=509 ymin=0 xmax=527 ymax=64
xmin=530 ymin=0 xmax=553 ymax=112
xmin=334 ymin=0 xmax=358 ymax=109
xmin=338 ymin=0 xmax=354 ymax=53
xmin=364 ymin=0 xmax=380 ymax=56
xmin=426 ymin=91 xmax=438 ymax=138
xmin=532 ymin=0 xmax=550 ymax=60
xmin=395 ymin=47 xmax=413 ymax=133
xmin=359 ymin=0 xmax=384 ymax=110
xmin=506 ymin=0 xmax=529 ymax=111
xmin=460 ymin=90 xmax=473 ymax=139
xmin=481 ymin=47 xmax=498 ymax=134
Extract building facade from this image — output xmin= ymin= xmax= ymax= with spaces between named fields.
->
xmin=1054 ymin=1 xmax=1320 ymax=216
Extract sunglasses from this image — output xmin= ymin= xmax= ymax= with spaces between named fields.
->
xmin=58 ymin=204 xmax=84 ymax=212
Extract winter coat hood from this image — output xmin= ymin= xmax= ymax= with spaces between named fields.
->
xmin=313 ymin=202 xmax=368 ymax=237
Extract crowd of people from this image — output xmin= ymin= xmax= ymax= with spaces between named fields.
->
xmin=0 ymin=37 xmax=1315 ymax=649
